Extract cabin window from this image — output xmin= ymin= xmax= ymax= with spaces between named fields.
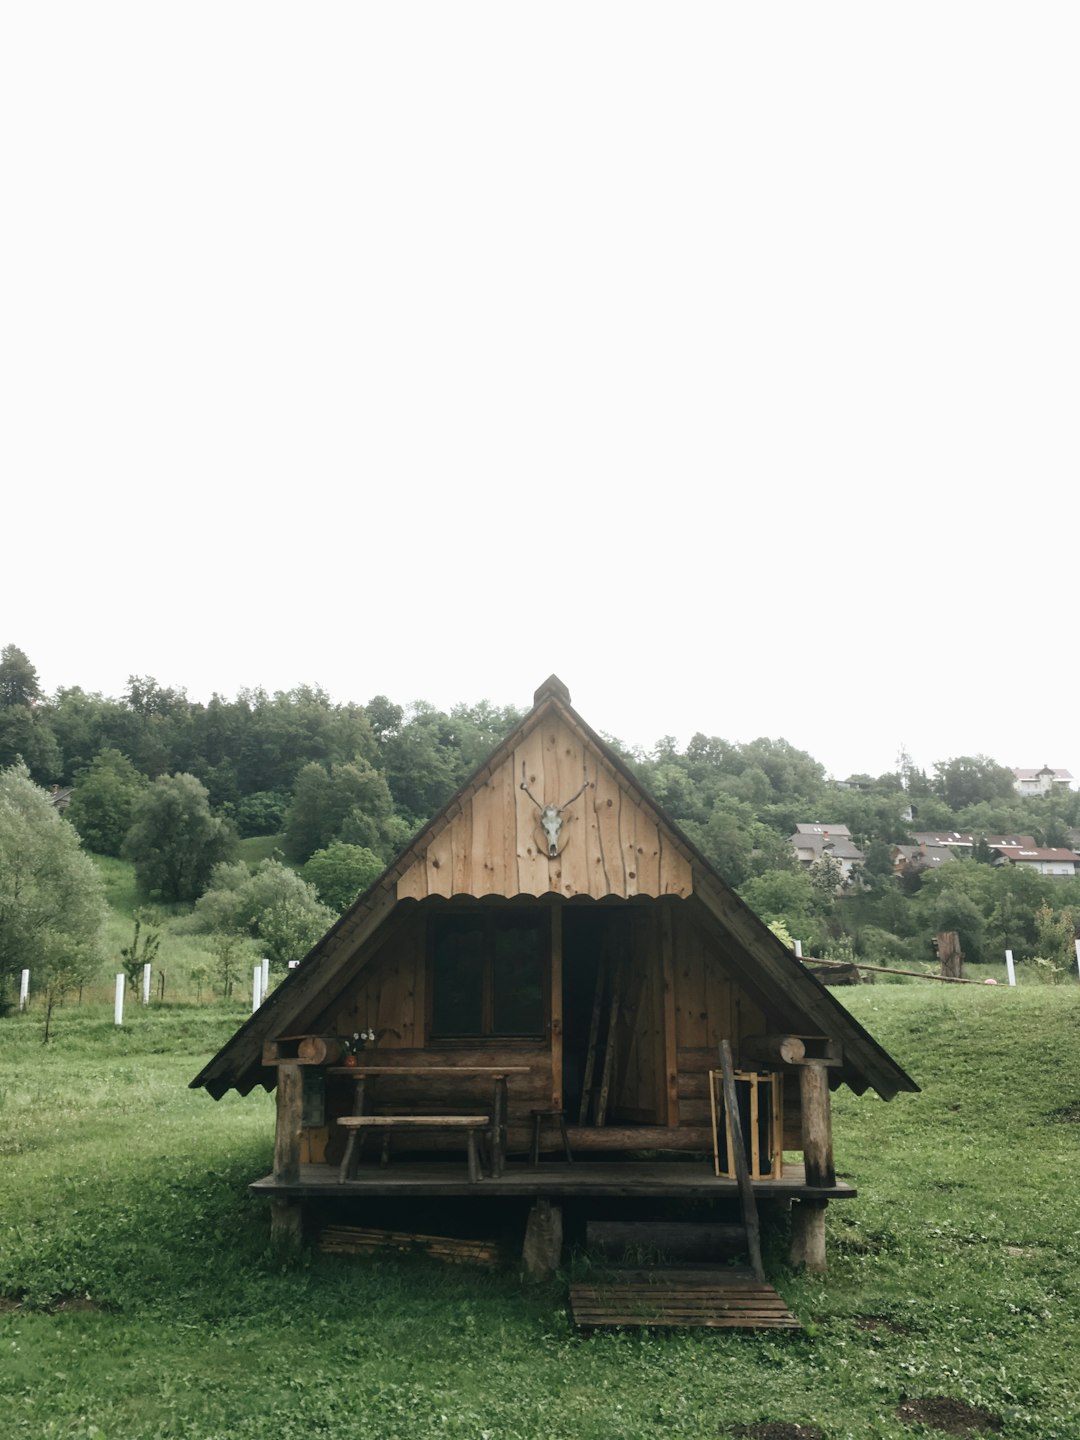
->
xmin=429 ymin=911 xmax=546 ymax=1039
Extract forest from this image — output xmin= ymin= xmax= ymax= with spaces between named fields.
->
xmin=3 ymin=640 xmax=1079 ymax=1012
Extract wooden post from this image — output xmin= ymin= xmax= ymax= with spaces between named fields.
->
xmin=792 ymin=1061 xmax=834 ymax=1273
xmin=660 ymin=904 xmax=679 ymax=1126
xmin=522 ymin=1198 xmax=562 ymax=1278
xmin=274 ymin=1064 xmax=303 ymax=1185
xmin=550 ymin=903 xmax=563 ymax=1111
xmin=270 ymin=1199 xmax=303 ymax=1247
xmin=790 ymin=1200 xmax=827 ymax=1273
xmin=718 ymin=1040 xmax=764 ymax=1281
xmin=799 ymin=1063 xmax=835 ymax=1188
xmin=271 ymin=1063 xmax=304 ymax=1247
xmin=936 ymin=930 xmax=963 ymax=980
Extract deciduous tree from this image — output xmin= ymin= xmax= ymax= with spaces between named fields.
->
xmin=123 ymin=772 xmax=235 ymax=901
xmin=66 ymin=748 xmax=148 ymax=856
xmin=303 ymin=843 xmax=384 ymax=914
xmin=0 ymin=763 xmax=107 ymax=1024
xmin=186 ymin=858 xmax=334 ymax=967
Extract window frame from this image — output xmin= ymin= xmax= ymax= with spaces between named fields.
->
xmin=425 ymin=906 xmax=550 ymax=1043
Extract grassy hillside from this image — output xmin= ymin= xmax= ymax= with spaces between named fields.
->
xmin=82 ymin=842 xmax=292 ymax=1007
xmin=1 ymin=986 xmax=1078 ymax=1439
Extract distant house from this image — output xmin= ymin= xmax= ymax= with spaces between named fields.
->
xmin=991 ymin=846 xmax=1080 ymax=877
xmin=1013 ymin=766 xmax=1073 ymax=798
xmin=908 ymin=831 xmax=1036 ymax=854
xmin=48 ymin=785 xmax=73 ymax=813
xmin=789 ymin=825 xmax=864 ymax=884
xmin=892 ymin=843 xmax=955 ymax=876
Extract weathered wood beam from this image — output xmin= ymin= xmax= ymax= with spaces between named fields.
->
xmin=522 ymin=1198 xmax=563 ymax=1278
xmin=740 ymin=1034 xmax=806 ymax=1067
xmin=799 ymin=1062 xmax=835 ymax=1189
xmin=719 ymin=1039 xmax=764 ymax=1282
xmin=789 ymin=1199 xmax=827 ymax=1273
xmin=274 ymin=1063 xmax=303 ymax=1186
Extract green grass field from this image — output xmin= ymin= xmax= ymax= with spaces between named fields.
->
xmin=1 ymin=986 xmax=1078 ymax=1439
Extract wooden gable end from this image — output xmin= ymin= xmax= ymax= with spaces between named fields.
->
xmin=396 ymin=708 xmax=693 ymax=902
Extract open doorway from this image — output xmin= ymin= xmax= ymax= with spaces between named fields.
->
xmin=562 ymin=906 xmax=658 ymax=1127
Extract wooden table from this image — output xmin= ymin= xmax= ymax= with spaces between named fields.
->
xmin=327 ymin=1066 xmax=531 ymax=1178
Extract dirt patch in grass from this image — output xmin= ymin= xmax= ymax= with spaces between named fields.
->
xmin=49 ymin=1295 xmax=104 ymax=1313
xmin=724 ymin=1426 xmax=824 ymax=1440
xmin=0 ymin=1297 xmax=20 ymax=1312
xmin=1046 ymin=1101 xmax=1080 ymax=1123
xmin=895 ymin=1395 xmax=1002 ymax=1435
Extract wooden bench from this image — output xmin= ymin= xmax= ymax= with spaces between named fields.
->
xmin=337 ymin=1115 xmax=491 ymax=1184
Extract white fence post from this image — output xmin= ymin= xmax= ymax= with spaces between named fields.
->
xmin=1005 ymin=949 xmax=1016 ymax=987
xmin=19 ymin=968 xmax=30 ymax=1011
xmin=252 ymin=966 xmax=262 ymax=1013
xmin=1075 ymin=938 xmax=1080 ymax=981
xmin=261 ymin=956 xmax=269 ymax=997
xmin=142 ymin=962 xmax=152 ymax=1006
xmin=114 ymin=973 xmax=125 ymax=1026
xmin=793 ymin=939 xmax=803 ymax=959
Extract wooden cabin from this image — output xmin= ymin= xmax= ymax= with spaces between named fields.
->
xmin=192 ymin=676 xmax=916 ymax=1275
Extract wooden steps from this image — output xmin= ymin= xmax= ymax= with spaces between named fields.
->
xmin=569 ymin=1268 xmax=800 ymax=1330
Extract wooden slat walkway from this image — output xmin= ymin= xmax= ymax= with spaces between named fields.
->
xmin=568 ymin=1268 xmax=800 ymax=1331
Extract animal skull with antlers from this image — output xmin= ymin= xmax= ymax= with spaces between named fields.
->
xmin=520 ymin=762 xmax=590 ymax=857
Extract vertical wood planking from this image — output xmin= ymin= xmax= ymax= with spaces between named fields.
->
xmin=634 ymin=802 xmax=662 ymax=895
xmin=396 ymin=855 xmax=428 ymax=901
xmin=475 ymin=782 xmax=504 ymax=897
xmin=426 ymin=823 xmax=454 ymax=898
xmin=676 ymin=926 xmax=708 ymax=1049
xmin=498 ymin=763 xmax=518 ymax=895
xmin=592 ymin=762 xmax=625 ymax=895
xmin=515 ymin=730 xmax=550 ymax=895
xmin=451 ymin=798 xmax=472 ymax=895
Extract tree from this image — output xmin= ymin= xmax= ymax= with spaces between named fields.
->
xmin=303 ymin=843 xmax=384 ymax=914
xmin=283 ymin=759 xmax=395 ymax=863
xmin=0 ymin=763 xmax=107 ymax=1027
xmin=1032 ymin=902 xmax=1076 ymax=979
xmin=65 ymin=748 xmax=148 ymax=856
xmin=186 ymin=858 xmax=334 ymax=967
xmin=119 ymin=911 xmax=162 ymax=991
xmin=932 ymin=755 xmax=1016 ymax=812
xmin=123 ymin=772 xmax=236 ymax=902
xmin=0 ymin=644 xmax=43 ymax=708
xmin=809 ymin=851 xmax=845 ymax=896
xmin=0 ymin=702 xmax=62 ymax=784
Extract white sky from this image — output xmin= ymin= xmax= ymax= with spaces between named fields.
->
xmin=2 ymin=5 xmax=1077 ymax=782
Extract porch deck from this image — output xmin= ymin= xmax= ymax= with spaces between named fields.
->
xmin=251 ymin=1158 xmax=856 ymax=1201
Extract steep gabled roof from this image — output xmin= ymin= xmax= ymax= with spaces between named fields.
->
xmin=192 ymin=676 xmax=916 ymax=1101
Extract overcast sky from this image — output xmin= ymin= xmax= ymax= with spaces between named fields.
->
xmin=3 ymin=5 xmax=1077 ymax=783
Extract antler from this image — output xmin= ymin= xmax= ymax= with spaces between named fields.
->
xmin=559 ymin=772 xmax=590 ymax=808
xmin=520 ymin=762 xmax=544 ymax=811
